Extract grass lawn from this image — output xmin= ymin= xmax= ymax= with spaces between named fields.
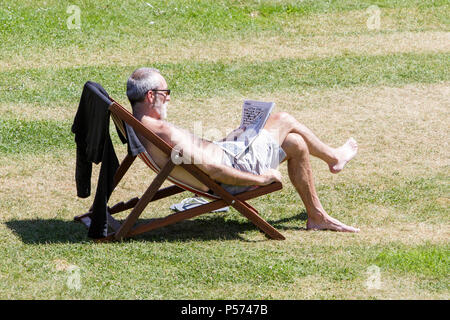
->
xmin=0 ymin=0 xmax=448 ymax=299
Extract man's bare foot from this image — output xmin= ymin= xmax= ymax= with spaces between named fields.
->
xmin=306 ymin=215 xmax=360 ymax=233
xmin=329 ymin=138 xmax=358 ymax=174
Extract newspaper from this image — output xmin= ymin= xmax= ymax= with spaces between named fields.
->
xmin=220 ymin=100 xmax=275 ymax=159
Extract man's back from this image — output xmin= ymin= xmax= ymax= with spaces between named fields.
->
xmin=136 ymin=115 xmax=226 ymax=192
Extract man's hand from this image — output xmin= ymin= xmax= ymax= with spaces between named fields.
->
xmin=261 ymin=168 xmax=282 ymax=185
xmin=200 ymin=162 xmax=282 ymax=187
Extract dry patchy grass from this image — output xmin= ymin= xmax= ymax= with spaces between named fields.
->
xmin=0 ymin=102 xmax=75 ymax=121
xmin=3 ymin=82 xmax=447 ymax=181
xmin=2 ymin=31 xmax=448 ymax=71
xmin=1 ymin=83 xmax=448 ymax=247
xmin=166 ymin=83 xmax=449 ymax=181
xmin=266 ymin=273 xmax=449 ymax=299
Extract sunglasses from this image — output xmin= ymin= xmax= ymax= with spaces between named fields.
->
xmin=152 ymin=89 xmax=171 ymax=96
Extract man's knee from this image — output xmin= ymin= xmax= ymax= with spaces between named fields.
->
xmin=272 ymin=111 xmax=294 ymax=125
xmin=282 ymin=133 xmax=308 ymax=157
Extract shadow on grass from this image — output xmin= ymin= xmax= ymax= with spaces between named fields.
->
xmin=5 ymin=211 xmax=307 ymax=244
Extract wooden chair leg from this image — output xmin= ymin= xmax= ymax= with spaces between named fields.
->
xmin=113 ymin=154 xmax=136 ymax=188
xmin=178 ymin=164 xmax=285 ymax=240
xmin=108 ymin=197 xmax=140 ymax=215
xmin=128 ymin=183 xmax=284 ymax=240
xmin=129 ymin=200 xmax=285 ymax=240
xmin=114 ymin=159 xmax=175 ymax=240
xmin=233 ymin=201 xmax=285 ymax=240
xmin=108 ymin=185 xmax=185 ymax=215
xmin=129 ymin=198 xmax=228 ymax=237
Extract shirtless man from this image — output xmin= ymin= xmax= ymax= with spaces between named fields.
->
xmin=126 ymin=67 xmax=359 ymax=233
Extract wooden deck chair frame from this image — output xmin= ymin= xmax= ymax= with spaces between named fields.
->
xmin=75 ymin=100 xmax=285 ymax=241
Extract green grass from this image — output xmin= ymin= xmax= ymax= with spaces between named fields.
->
xmin=1 ymin=0 xmax=448 ymax=57
xmin=0 ymin=234 xmax=446 ymax=299
xmin=1 ymin=53 xmax=448 ymax=104
xmin=0 ymin=119 xmax=74 ymax=153
xmin=374 ymin=244 xmax=449 ymax=278
xmin=325 ymin=174 xmax=449 ymax=210
xmin=0 ymin=119 xmax=125 ymax=154
xmin=0 ymin=0 xmax=448 ymax=299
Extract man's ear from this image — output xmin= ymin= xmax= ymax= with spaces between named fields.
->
xmin=145 ymin=90 xmax=154 ymax=104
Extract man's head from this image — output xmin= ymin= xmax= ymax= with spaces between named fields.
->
xmin=126 ymin=67 xmax=171 ymax=120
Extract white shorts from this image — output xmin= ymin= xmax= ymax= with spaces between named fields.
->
xmin=213 ymin=129 xmax=286 ymax=194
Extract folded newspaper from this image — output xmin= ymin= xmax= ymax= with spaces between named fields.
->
xmin=220 ymin=100 xmax=275 ymax=159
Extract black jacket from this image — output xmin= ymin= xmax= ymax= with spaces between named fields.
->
xmin=72 ymin=81 xmax=146 ymax=238
xmin=71 ymin=81 xmax=123 ymax=238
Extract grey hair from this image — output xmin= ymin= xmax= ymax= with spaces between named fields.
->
xmin=126 ymin=67 xmax=162 ymax=106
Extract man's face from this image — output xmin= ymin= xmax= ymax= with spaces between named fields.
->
xmin=153 ymin=93 xmax=168 ymax=120
xmin=151 ymin=76 xmax=170 ymax=120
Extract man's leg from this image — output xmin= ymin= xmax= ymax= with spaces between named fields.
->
xmin=281 ymin=133 xmax=359 ymax=232
xmin=265 ymin=112 xmax=358 ymax=173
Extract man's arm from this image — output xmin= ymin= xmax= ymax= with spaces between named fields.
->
xmin=140 ymin=117 xmax=280 ymax=187
xmin=198 ymin=163 xmax=281 ymax=186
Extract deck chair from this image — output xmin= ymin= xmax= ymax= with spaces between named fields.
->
xmin=75 ymin=98 xmax=285 ymax=241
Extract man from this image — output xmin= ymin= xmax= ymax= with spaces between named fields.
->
xmin=126 ymin=67 xmax=359 ymax=233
